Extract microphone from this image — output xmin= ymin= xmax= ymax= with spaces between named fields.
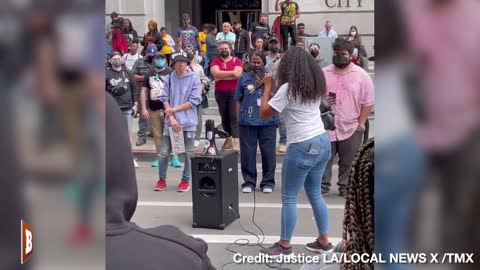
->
xmin=202 ymin=119 xmax=229 ymax=155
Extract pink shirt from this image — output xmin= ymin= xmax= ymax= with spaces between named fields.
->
xmin=323 ymin=63 xmax=374 ymax=141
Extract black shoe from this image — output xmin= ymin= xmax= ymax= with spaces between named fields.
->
xmin=136 ymin=137 xmax=146 ymax=146
xmin=305 ymin=239 xmax=334 ymax=253
xmin=321 ymin=189 xmax=329 ymax=196
xmin=339 ymin=190 xmax=347 ymax=198
xmin=259 ymin=242 xmax=293 ymax=258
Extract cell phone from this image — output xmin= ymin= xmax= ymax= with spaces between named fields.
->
xmin=328 ymin=92 xmax=337 ymax=99
xmin=308 ymin=142 xmax=322 ymax=154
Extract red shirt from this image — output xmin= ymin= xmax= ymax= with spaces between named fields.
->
xmin=211 ymin=57 xmax=243 ymax=91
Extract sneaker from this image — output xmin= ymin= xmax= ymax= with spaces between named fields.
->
xmin=133 ymin=159 xmax=139 ymax=168
xmin=154 ymin=179 xmax=167 ymax=191
xmin=259 ymin=242 xmax=293 ymax=258
xmin=170 ymin=156 xmax=183 ymax=168
xmin=151 ymin=159 xmax=159 ymax=167
xmin=194 ymin=140 xmax=200 ymax=147
xmin=305 ymin=239 xmax=334 ymax=253
xmin=278 ymin=144 xmax=287 ymax=153
xmin=339 ymin=190 xmax=347 ymax=198
xmin=242 ymin=186 xmax=253 ymax=193
xmin=135 ymin=137 xmax=146 ymax=146
xmin=262 ymin=187 xmax=273 ymax=193
xmin=321 ymin=189 xmax=330 ymax=196
xmin=177 ymin=180 xmax=190 ymax=192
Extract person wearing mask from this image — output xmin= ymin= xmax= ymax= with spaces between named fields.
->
xmin=216 ymin=22 xmax=236 ymax=50
xmin=233 ymin=21 xmax=250 ymax=60
xmin=275 ymin=0 xmax=300 ymax=52
xmin=122 ymin=40 xmax=141 ymax=71
xmin=141 ymin=20 xmax=162 ymax=56
xmin=321 ymin=38 xmax=374 ymax=197
xmin=235 ymin=51 xmax=278 ymax=194
xmin=264 ymin=36 xmax=287 ymax=153
xmin=318 ymin=20 xmax=338 ymax=39
xmin=105 ymin=93 xmax=215 ymax=270
xmin=210 ymin=42 xmax=243 ymax=150
xmin=177 ymin=14 xmax=202 ymax=53
xmin=345 ymin=25 xmax=366 ymax=57
xmin=249 ymin=13 xmax=270 ymax=50
xmin=112 ymin=17 xmax=128 ymax=55
xmin=106 ymin=52 xmax=138 ymax=167
xmin=122 ymin=18 xmax=139 ymax=47
xmin=185 ymin=48 xmax=210 ymax=147
xmin=160 ymin=27 xmax=176 ymax=66
xmin=132 ymin=44 xmax=155 ymax=148
xmin=157 ymin=52 xmax=202 ymax=192
xmin=204 ymin=24 xmax=218 ymax=78
xmin=258 ymin=47 xmax=334 ymax=256
xmin=309 ymin=43 xmax=330 ymax=68
xmin=297 ymin=22 xmax=314 ymax=37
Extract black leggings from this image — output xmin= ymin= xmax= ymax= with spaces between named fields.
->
xmin=214 ymin=90 xmax=239 ymax=138
xmin=280 ymin=24 xmax=297 ymax=52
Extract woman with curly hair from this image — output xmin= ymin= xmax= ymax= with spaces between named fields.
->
xmin=141 ymin=20 xmax=162 ymax=56
xmin=259 ymin=47 xmax=333 ymax=256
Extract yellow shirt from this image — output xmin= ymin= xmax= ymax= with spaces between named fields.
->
xmin=161 ymin=34 xmax=174 ymax=54
xmin=199 ymin=32 xmax=207 ymax=53
xmin=280 ymin=2 xmax=298 ymax=25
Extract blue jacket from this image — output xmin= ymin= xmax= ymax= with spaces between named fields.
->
xmin=160 ymin=71 xmax=202 ymax=132
xmin=235 ymin=72 xmax=278 ymax=126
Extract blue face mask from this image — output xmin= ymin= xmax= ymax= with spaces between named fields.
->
xmin=155 ymin=59 xmax=166 ymax=68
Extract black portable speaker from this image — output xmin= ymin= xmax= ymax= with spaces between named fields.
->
xmin=191 ymin=151 xmax=239 ymax=229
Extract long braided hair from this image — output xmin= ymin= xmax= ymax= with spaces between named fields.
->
xmin=342 ymin=138 xmax=374 ymax=270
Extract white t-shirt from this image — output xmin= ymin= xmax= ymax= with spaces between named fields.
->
xmin=122 ymin=53 xmax=141 ymax=70
xmin=268 ymin=83 xmax=325 ymax=144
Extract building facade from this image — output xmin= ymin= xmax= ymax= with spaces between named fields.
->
xmin=106 ymin=0 xmax=374 ymax=56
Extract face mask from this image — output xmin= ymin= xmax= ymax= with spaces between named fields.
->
xmin=145 ymin=56 xmax=153 ymax=63
xmin=155 ymin=59 xmax=166 ymax=68
xmin=187 ymin=53 xmax=195 ymax=61
xmin=111 ymin=60 xmax=122 ymax=68
xmin=310 ymin=51 xmax=319 ymax=58
xmin=333 ymin=55 xmax=350 ymax=69
xmin=350 ymin=31 xmax=357 ymax=36
xmin=251 ymin=66 xmax=264 ymax=72
xmin=220 ymin=51 xmax=230 ymax=58
xmin=269 ymin=47 xmax=279 ymax=54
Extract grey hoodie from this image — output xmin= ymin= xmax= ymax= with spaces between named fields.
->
xmin=160 ymin=71 xmax=202 ymax=132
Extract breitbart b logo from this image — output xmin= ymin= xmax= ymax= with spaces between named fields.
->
xmin=21 ymin=220 xmax=33 ymax=264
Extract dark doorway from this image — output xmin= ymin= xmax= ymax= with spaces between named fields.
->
xmin=199 ymin=0 xmax=261 ymax=31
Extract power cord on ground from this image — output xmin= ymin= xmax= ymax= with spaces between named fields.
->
xmin=221 ymin=189 xmax=292 ymax=270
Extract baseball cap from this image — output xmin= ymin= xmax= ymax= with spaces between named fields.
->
xmin=171 ymin=51 xmax=190 ymax=64
xmin=154 ymin=52 xmax=166 ymax=59
xmin=145 ymin=44 xmax=159 ymax=56
xmin=268 ymin=36 xmax=279 ymax=43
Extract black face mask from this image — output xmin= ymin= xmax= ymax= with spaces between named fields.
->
xmin=187 ymin=53 xmax=195 ymax=61
xmin=219 ymin=51 xmax=230 ymax=58
xmin=310 ymin=51 xmax=319 ymax=58
xmin=251 ymin=66 xmax=264 ymax=73
xmin=145 ymin=56 xmax=153 ymax=64
xmin=333 ymin=55 xmax=350 ymax=69
xmin=269 ymin=47 xmax=279 ymax=54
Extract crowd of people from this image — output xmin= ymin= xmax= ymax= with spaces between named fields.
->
xmin=105 ymin=0 xmax=374 ymax=258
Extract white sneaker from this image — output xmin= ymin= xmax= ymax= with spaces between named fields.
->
xmin=242 ymin=186 xmax=253 ymax=193
xmin=262 ymin=187 xmax=273 ymax=193
xmin=133 ymin=159 xmax=139 ymax=168
xmin=194 ymin=140 xmax=200 ymax=147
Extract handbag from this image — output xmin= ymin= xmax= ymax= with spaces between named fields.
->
xmin=320 ymin=98 xmax=335 ymax=131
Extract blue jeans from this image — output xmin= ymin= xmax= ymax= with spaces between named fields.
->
xmin=158 ymin=129 xmax=196 ymax=181
xmin=122 ymin=110 xmax=132 ymax=133
xmin=278 ymin=116 xmax=287 ymax=145
xmin=281 ymin=133 xmax=331 ymax=241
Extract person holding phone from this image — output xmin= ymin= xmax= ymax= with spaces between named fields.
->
xmin=235 ymin=51 xmax=278 ymax=194
xmin=258 ymin=47 xmax=334 ymax=256
xmin=321 ymin=38 xmax=374 ymax=197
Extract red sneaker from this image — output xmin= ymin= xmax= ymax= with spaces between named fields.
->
xmin=154 ymin=179 xmax=167 ymax=191
xmin=177 ymin=180 xmax=190 ymax=192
